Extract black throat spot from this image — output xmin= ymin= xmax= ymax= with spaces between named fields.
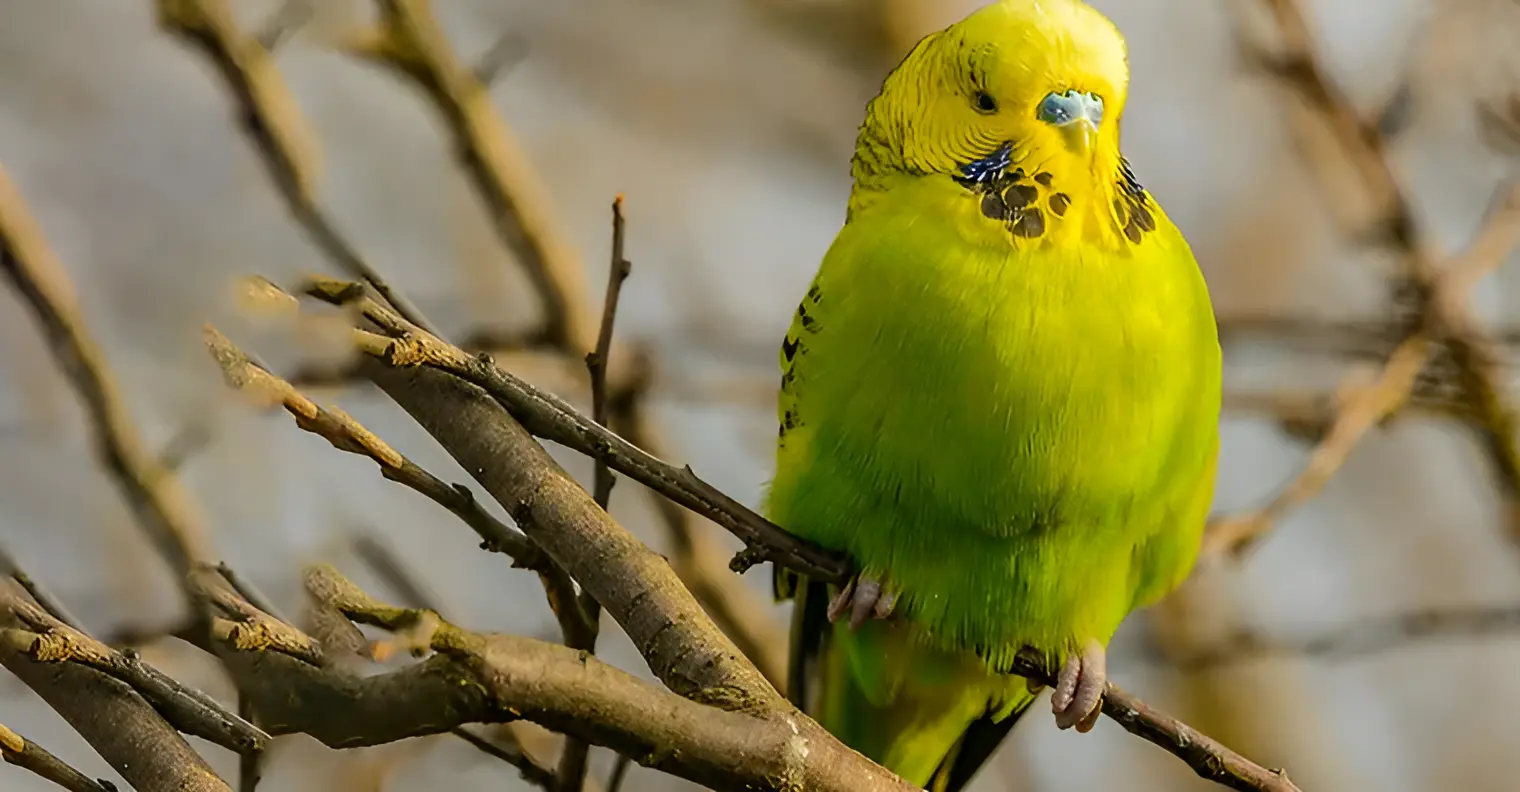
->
xmin=955 ymin=144 xmax=1052 ymax=241
xmin=955 ymin=146 xmax=1159 ymax=246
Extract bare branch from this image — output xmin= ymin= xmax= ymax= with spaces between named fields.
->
xmin=0 ymin=722 xmax=117 ymax=792
xmin=265 ymin=278 xmax=1299 ymax=790
xmin=0 ymin=583 xmax=232 ymax=792
xmin=304 ymin=277 xmax=851 ymax=584
xmin=609 ymin=400 xmax=791 ymax=689
xmin=1011 ymin=651 xmax=1300 ymax=792
xmin=473 ymin=30 xmax=530 ymax=87
xmin=449 ymin=726 xmax=557 ymax=791
xmin=0 ymin=582 xmax=267 ymax=755
xmin=156 ymin=0 xmax=437 ymax=335
xmin=605 ymin=755 xmax=632 ymax=792
xmin=254 ymin=0 xmax=311 ymax=52
xmin=557 ymin=195 xmax=634 ymax=792
xmin=204 ymin=563 xmax=918 ymax=792
xmin=1233 ymin=0 xmax=1520 ymax=548
xmin=349 ymin=533 xmax=560 ymax=790
xmin=0 ymin=166 xmax=212 ymax=608
xmin=1205 ymin=336 xmax=1431 ymax=559
xmin=346 ymin=0 xmax=592 ymax=350
xmin=588 ymin=196 xmax=633 ymax=513
xmin=1204 ymin=175 xmax=1520 ymax=559
xmin=0 ymin=548 xmax=84 ymax=632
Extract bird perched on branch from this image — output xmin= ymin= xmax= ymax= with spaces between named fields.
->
xmin=766 ymin=1 xmax=1221 ymax=788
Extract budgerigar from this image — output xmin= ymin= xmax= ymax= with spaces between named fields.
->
xmin=765 ymin=1 xmax=1222 ymax=789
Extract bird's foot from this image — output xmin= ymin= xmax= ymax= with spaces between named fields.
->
xmin=826 ymin=572 xmax=897 ymax=629
xmin=1050 ymin=639 xmax=1106 ymax=733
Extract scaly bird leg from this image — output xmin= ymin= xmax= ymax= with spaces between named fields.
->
xmin=825 ymin=572 xmax=897 ymax=629
xmin=1050 ymin=639 xmax=1106 ymax=733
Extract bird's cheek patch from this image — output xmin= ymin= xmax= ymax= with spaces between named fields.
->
xmin=956 ymin=150 xmax=1056 ymax=242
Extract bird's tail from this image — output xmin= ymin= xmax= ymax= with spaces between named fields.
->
xmin=786 ymin=574 xmax=1036 ymax=790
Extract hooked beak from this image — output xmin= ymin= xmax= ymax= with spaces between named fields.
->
xmin=1058 ymin=117 xmax=1099 ymax=158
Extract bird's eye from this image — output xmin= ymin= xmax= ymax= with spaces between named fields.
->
xmin=973 ymin=91 xmax=998 ymax=114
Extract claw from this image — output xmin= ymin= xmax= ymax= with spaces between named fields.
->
xmin=826 ymin=572 xmax=896 ymax=630
xmin=1051 ymin=639 xmax=1106 ymax=732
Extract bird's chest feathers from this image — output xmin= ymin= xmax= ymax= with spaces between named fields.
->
xmin=851 ymin=163 xmax=1200 ymax=515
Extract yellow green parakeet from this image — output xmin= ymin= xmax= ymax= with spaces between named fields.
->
xmin=764 ymin=1 xmax=1221 ymax=789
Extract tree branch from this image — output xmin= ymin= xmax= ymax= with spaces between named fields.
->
xmin=0 ymin=581 xmax=232 ymax=792
xmin=345 ymin=0 xmax=591 ymax=350
xmin=349 ymin=533 xmax=561 ymax=790
xmin=557 ymin=195 xmax=634 ymax=792
xmin=1223 ymin=0 xmax=1520 ymax=553
xmin=1155 ymin=602 xmax=1520 ymax=671
xmin=156 ymin=0 xmax=437 ymax=334
xmin=0 ymin=166 xmax=213 ymax=607
xmin=305 ymin=276 xmax=851 ymax=584
xmin=1203 ymin=176 xmax=1520 ymax=560
xmin=0 ymin=722 xmax=116 ymax=792
xmin=1 ymin=583 xmax=266 ymax=755
xmin=238 ymin=276 xmax=1303 ymax=790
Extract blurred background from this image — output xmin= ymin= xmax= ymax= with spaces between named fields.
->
xmin=2 ymin=0 xmax=1519 ymax=790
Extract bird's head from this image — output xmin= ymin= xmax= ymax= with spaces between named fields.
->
xmin=851 ymin=0 xmax=1133 ymax=207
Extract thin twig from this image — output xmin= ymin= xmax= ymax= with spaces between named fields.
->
xmin=605 ymin=755 xmax=632 ymax=792
xmin=1204 ymin=336 xmax=1431 ymax=558
xmin=556 ymin=195 xmax=633 ymax=792
xmin=0 ymin=722 xmax=116 ymax=792
xmin=0 ymin=548 xmax=83 ymax=632
xmin=1155 ymin=602 xmax=1520 ymax=671
xmin=203 ymin=321 xmax=596 ymax=648
xmin=450 ymin=727 xmax=558 ymax=791
xmin=157 ymin=0 xmax=438 ymax=335
xmin=237 ymin=695 xmax=262 ymax=792
xmin=347 ymin=0 xmax=591 ymax=351
xmin=1011 ymin=650 xmax=1300 ymax=792
xmin=1203 ymin=175 xmax=1520 ymax=559
xmin=1235 ymin=0 xmax=1520 ymax=548
xmin=588 ymin=196 xmax=632 ymax=513
xmin=0 ymin=166 xmax=212 ymax=608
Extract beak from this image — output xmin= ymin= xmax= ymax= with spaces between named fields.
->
xmin=1059 ymin=118 xmax=1099 ymax=158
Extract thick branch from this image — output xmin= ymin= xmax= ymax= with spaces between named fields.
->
xmin=207 ymin=564 xmax=915 ymax=792
xmin=203 ymin=316 xmax=594 ymax=651
xmin=349 ymin=533 xmax=561 ymax=790
xmin=0 ymin=581 xmax=266 ymax=755
xmin=305 ymin=277 xmax=849 ymax=584
xmin=0 ymin=586 xmax=230 ymax=792
xmin=355 ymin=351 xmax=777 ymax=706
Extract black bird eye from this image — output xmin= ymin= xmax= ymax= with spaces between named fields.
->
xmin=973 ymin=91 xmax=998 ymax=114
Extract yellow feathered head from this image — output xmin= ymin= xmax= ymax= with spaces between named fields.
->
xmin=853 ymin=0 xmax=1132 ymax=190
